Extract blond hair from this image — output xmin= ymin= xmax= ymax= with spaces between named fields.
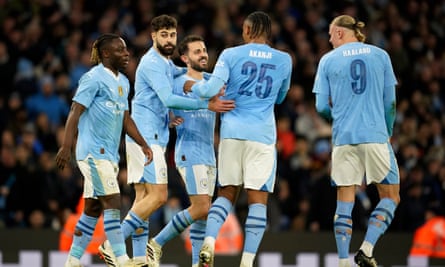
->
xmin=331 ymin=15 xmax=366 ymax=43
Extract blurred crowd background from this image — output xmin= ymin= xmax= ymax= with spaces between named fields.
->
xmin=0 ymin=0 xmax=444 ymax=236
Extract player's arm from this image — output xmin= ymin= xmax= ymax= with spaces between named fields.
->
xmin=383 ymin=85 xmax=396 ymax=136
xmin=181 ymin=78 xmax=235 ymax=113
xmin=312 ymin=58 xmax=332 ymax=121
xmin=55 ymin=101 xmax=85 ymax=169
xmin=187 ymin=51 xmax=229 ymax=98
xmin=276 ymin=59 xmax=293 ymax=104
xmin=149 ymin=69 xmax=208 ymax=110
xmin=382 ymin=53 xmax=397 ymax=137
xmin=189 ymin=75 xmax=226 ymax=98
xmin=315 ymin=92 xmax=332 ymax=121
xmin=123 ymin=111 xmax=153 ymax=164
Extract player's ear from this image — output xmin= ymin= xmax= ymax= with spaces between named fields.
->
xmin=101 ymin=48 xmax=110 ymax=59
xmin=180 ymin=54 xmax=188 ymax=64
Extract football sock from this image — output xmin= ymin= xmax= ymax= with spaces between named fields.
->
xmin=190 ymin=219 xmax=206 ymax=266
xmin=334 ymin=201 xmax=354 ymax=259
xmin=69 ymin=213 xmax=98 ymax=259
xmin=103 ymin=209 xmax=126 ymax=258
xmin=205 ymin=197 xmax=232 ymax=240
xmin=362 ymin=198 xmax=397 ymax=256
xmin=132 ymin=219 xmax=149 ymax=259
xmin=154 ymin=209 xmax=194 ymax=246
xmin=122 ymin=210 xmax=144 ymax=238
xmin=242 ymin=203 xmax=267 ymax=267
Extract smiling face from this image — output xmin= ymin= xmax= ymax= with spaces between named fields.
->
xmin=182 ymin=40 xmax=208 ymax=72
xmin=153 ymin=27 xmax=177 ymax=57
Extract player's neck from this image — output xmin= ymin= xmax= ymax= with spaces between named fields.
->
xmin=187 ymin=69 xmax=203 ymax=80
xmin=103 ymin=63 xmax=119 ymax=76
xmin=248 ymin=37 xmax=267 ymax=44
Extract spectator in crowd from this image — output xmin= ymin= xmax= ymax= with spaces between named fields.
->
xmin=410 ymin=204 xmax=445 ymax=259
xmin=25 ymin=74 xmax=70 ymax=129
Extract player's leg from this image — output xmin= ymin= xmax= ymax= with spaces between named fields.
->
xmin=122 ymin=141 xmax=168 ymax=265
xmin=147 ymin=165 xmax=215 ymax=266
xmin=199 ymin=139 xmax=243 ymax=266
xmin=125 ymin=184 xmax=149 ymax=264
xmin=186 ymin=166 xmax=216 ymax=266
xmin=190 ymin=219 xmax=206 ymax=267
xmin=356 ymin=143 xmax=400 ymax=267
xmin=240 ymin=140 xmax=276 ymax=267
xmin=79 ymin=158 xmax=130 ymax=266
xmin=64 ymin=198 xmax=101 ymax=267
xmin=331 ymin=145 xmax=365 ymax=267
xmin=335 ymin=186 xmax=356 ymax=267
xmin=199 ymin=185 xmax=239 ymax=267
xmin=123 ymin=141 xmax=151 ymax=264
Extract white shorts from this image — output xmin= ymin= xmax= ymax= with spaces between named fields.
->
xmin=177 ymin=165 xmax=216 ymax=196
xmin=77 ymin=156 xmax=120 ymax=198
xmin=126 ymin=141 xmax=168 ymax=184
xmin=218 ymin=139 xmax=276 ymax=192
xmin=331 ymin=142 xmax=399 ymax=186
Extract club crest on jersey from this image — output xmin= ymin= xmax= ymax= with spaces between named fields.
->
xmin=200 ymin=178 xmax=208 ymax=189
xmin=118 ymin=86 xmax=123 ymax=96
xmin=107 ymin=179 xmax=117 ymax=188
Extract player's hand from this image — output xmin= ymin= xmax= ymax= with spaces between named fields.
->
xmin=169 ymin=116 xmax=184 ymax=128
xmin=183 ymin=80 xmax=196 ymax=93
xmin=208 ymin=96 xmax=235 ymax=113
xmin=55 ymin=146 xmax=71 ymax=170
xmin=142 ymin=145 xmax=153 ymax=165
xmin=216 ymin=85 xmax=226 ymax=97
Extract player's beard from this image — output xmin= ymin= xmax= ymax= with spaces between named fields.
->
xmin=157 ymin=42 xmax=175 ymax=57
xmin=189 ymin=57 xmax=208 ymax=72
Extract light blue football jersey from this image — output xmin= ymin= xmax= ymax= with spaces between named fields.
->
xmin=129 ymin=47 xmax=208 ymax=146
xmin=172 ymin=74 xmax=216 ymax=167
xmin=312 ymin=42 xmax=397 ymax=145
xmin=73 ymin=64 xmax=129 ymax=163
xmin=194 ymin=43 xmax=292 ymax=145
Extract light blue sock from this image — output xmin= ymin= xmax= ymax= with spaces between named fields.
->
xmin=334 ymin=201 xmax=354 ymax=259
xmin=190 ymin=220 xmax=206 ymax=265
xmin=364 ymin=198 xmax=397 ymax=245
xmin=69 ymin=213 xmax=98 ymax=259
xmin=103 ymin=209 xmax=126 ymax=257
xmin=154 ymin=209 xmax=194 ymax=246
xmin=206 ymin=197 xmax=232 ymax=239
xmin=132 ymin=219 xmax=149 ymax=258
xmin=122 ymin=211 xmax=144 ymax=238
xmin=243 ymin=203 xmax=267 ymax=254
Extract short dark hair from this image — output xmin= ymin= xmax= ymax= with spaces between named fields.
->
xmin=245 ymin=11 xmax=272 ymax=39
xmin=90 ymin=33 xmax=121 ymax=65
xmin=178 ymin=35 xmax=204 ymax=56
xmin=151 ymin=14 xmax=177 ymax=32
